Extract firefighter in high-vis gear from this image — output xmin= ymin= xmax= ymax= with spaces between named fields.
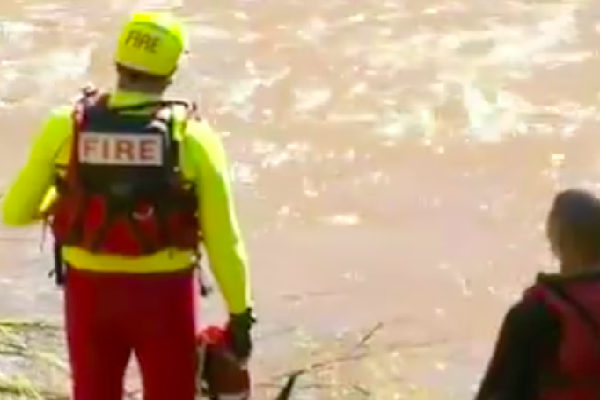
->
xmin=1 ymin=11 xmax=255 ymax=400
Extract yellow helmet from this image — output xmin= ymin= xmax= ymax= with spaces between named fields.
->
xmin=115 ymin=11 xmax=188 ymax=77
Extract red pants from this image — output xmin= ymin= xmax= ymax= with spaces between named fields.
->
xmin=64 ymin=267 xmax=198 ymax=400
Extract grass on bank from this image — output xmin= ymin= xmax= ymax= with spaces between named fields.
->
xmin=0 ymin=320 xmax=445 ymax=400
xmin=0 ymin=320 xmax=68 ymax=399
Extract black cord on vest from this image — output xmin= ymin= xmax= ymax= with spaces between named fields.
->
xmin=51 ymin=241 xmax=66 ymax=286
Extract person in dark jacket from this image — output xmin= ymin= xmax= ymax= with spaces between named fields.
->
xmin=474 ymin=188 xmax=600 ymax=400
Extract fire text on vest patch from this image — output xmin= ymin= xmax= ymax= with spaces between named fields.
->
xmin=79 ymin=133 xmax=164 ymax=166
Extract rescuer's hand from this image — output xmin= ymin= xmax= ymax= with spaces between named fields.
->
xmin=227 ymin=309 xmax=256 ymax=361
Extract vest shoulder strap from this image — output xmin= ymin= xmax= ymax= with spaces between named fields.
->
xmin=541 ymin=281 xmax=600 ymax=353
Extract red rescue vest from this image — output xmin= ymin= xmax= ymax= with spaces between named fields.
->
xmin=47 ymin=88 xmax=200 ymax=257
xmin=526 ymin=272 xmax=600 ymax=400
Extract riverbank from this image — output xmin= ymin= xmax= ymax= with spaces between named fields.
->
xmin=0 ymin=320 xmax=67 ymax=399
xmin=0 ymin=320 xmax=447 ymax=399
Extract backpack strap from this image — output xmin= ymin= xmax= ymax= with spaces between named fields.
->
xmin=542 ymin=281 xmax=600 ymax=350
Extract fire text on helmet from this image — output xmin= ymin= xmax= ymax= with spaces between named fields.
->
xmin=124 ymin=30 xmax=160 ymax=53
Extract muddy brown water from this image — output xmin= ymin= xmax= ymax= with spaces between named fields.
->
xmin=0 ymin=0 xmax=599 ymax=397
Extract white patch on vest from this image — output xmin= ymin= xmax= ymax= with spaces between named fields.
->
xmin=78 ymin=132 xmax=163 ymax=166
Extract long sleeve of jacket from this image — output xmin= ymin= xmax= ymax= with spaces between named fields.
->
xmin=474 ymin=298 xmax=559 ymax=400
xmin=183 ymin=119 xmax=253 ymax=314
xmin=2 ymin=107 xmax=70 ymax=225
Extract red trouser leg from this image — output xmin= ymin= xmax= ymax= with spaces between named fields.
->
xmin=65 ymin=268 xmax=132 ymax=400
xmin=130 ymin=270 xmax=199 ymax=400
xmin=65 ymin=267 xmax=199 ymax=400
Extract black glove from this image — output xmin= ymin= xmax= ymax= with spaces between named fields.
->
xmin=227 ymin=309 xmax=256 ymax=361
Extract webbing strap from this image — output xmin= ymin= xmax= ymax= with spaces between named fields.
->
xmin=543 ymin=282 xmax=600 ymax=352
xmin=540 ymin=281 xmax=600 ymax=394
xmin=88 ymin=201 xmax=154 ymax=254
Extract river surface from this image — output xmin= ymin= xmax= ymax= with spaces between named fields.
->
xmin=0 ymin=0 xmax=599 ymax=398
